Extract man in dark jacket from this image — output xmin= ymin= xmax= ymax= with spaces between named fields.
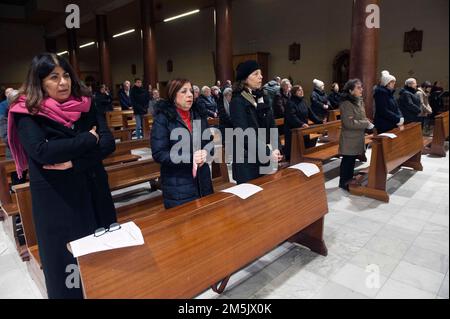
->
xmin=284 ymin=85 xmax=323 ymax=161
xmin=311 ymin=79 xmax=331 ymax=121
xmin=130 ymin=78 xmax=150 ymax=139
xmin=374 ymin=70 xmax=404 ymax=134
xmin=217 ymin=87 xmax=233 ymax=140
xmin=118 ymin=80 xmax=132 ymax=110
xmin=94 ymin=84 xmax=113 ymax=114
xmin=328 ymin=83 xmax=342 ymax=110
xmin=398 ymin=78 xmax=421 ymax=124
xmin=272 ymin=79 xmax=291 ymax=119
xmin=263 ymin=78 xmax=281 ymax=111
xmin=196 ymin=86 xmax=218 ymax=118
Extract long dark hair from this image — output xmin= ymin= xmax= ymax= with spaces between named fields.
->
xmin=13 ymin=53 xmax=91 ymax=113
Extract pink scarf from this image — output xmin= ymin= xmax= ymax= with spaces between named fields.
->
xmin=7 ymin=95 xmax=91 ymax=178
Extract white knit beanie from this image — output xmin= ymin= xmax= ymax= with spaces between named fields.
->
xmin=380 ymin=70 xmax=396 ymax=87
xmin=313 ymin=79 xmax=325 ymax=89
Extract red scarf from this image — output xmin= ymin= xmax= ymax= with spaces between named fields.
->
xmin=8 ymin=95 xmax=91 ymax=178
xmin=177 ymin=108 xmax=192 ymax=132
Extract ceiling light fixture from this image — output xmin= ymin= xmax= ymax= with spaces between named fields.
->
xmin=164 ymin=9 xmax=200 ymax=22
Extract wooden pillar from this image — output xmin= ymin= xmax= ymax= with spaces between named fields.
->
xmin=349 ymin=0 xmax=380 ymax=120
xmin=215 ymin=0 xmax=233 ymax=84
xmin=141 ymin=0 xmax=158 ymax=88
xmin=66 ymin=28 xmax=80 ymax=76
xmin=96 ymin=15 xmax=113 ymax=92
xmin=45 ymin=37 xmax=57 ymax=53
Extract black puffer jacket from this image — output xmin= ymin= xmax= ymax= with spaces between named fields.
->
xmin=374 ymin=85 xmax=403 ymax=134
xmin=151 ymin=100 xmax=214 ymax=209
xmin=310 ymin=88 xmax=329 ymax=120
xmin=398 ymin=86 xmax=422 ymax=123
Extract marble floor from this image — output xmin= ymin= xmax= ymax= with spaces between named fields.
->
xmin=0 ymin=144 xmax=448 ymax=299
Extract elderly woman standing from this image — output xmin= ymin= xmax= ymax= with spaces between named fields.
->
xmin=230 ymin=60 xmax=282 ymax=184
xmin=416 ymin=81 xmax=433 ymax=132
xmin=8 ymin=53 xmax=116 ymax=298
xmin=151 ymin=79 xmax=214 ymax=209
xmin=339 ymin=79 xmax=374 ymax=190
xmin=374 ymin=70 xmax=404 ymax=134
xmin=218 ymin=87 xmax=233 ymax=139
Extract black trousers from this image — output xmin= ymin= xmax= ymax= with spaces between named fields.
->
xmin=339 ymin=155 xmax=357 ymax=188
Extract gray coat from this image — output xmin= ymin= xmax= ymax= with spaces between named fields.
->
xmin=339 ymin=98 xmax=370 ymax=156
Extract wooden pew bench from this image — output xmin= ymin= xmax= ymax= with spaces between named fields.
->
xmin=0 ymin=142 xmax=6 ymax=160
xmin=328 ymin=109 xmax=341 ymax=122
xmin=103 ymin=138 xmax=150 ymax=166
xmin=77 ymin=166 xmax=329 ymax=298
xmin=105 ymin=110 xmax=124 ymax=130
xmin=290 ymin=120 xmax=372 ymax=165
xmin=121 ymin=110 xmax=136 ymax=129
xmin=423 ymin=111 xmax=449 ymax=157
xmin=0 ymin=159 xmax=29 ymax=261
xmin=13 ymin=153 xmax=232 ymax=296
xmin=349 ymin=123 xmax=424 ymax=202
xmin=111 ymin=128 xmax=133 ymax=142
xmin=142 ymin=114 xmax=153 ymax=139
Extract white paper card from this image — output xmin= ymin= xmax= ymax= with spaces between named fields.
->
xmin=222 ymin=183 xmax=263 ymax=200
xmin=69 ymin=221 xmax=144 ymax=258
xmin=289 ymin=162 xmax=321 ymax=177
xmin=378 ymin=133 xmax=397 ymax=139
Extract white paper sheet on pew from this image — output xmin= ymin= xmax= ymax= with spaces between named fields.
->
xmin=68 ymin=221 xmax=144 ymax=258
xmin=288 ymin=162 xmax=321 ymax=177
xmin=378 ymin=133 xmax=397 ymax=139
xmin=221 ymin=183 xmax=263 ymax=200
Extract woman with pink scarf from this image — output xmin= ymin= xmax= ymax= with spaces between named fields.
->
xmin=8 ymin=53 xmax=116 ymax=299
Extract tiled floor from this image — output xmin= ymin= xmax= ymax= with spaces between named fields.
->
xmin=0 ymin=144 xmax=448 ymax=299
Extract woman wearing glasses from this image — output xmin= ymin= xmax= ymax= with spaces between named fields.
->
xmin=8 ymin=53 xmax=117 ymax=298
xmin=151 ymin=78 xmax=214 ymax=209
xmin=338 ymin=79 xmax=374 ymax=191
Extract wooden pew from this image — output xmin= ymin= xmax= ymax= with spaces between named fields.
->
xmin=103 ymin=138 xmax=149 ymax=166
xmin=290 ymin=120 xmax=372 ymax=165
xmin=111 ymin=128 xmax=133 ymax=142
xmin=77 ymin=166 xmax=329 ymax=299
xmin=0 ymin=160 xmax=29 ymax=261
xmin=13 ymin=152 xmax=232 ymax=296
xmin=121 ymin=110 xmax=136 ymax=129
xmin=13 ymin=183 xmax=47 ymax=297
xmin=107 ymin=159 xmax=160 ymax=192
xmin=349 ymin=123 xmax=424 ymax=202
xmin=0 ymin=143 xmax=6 ymax=160
xmin=207 ymin=117 xmax=219 ymax=127
xmin=142 ymin=114 xmax=153 ymax=139
xmin=423 ymin=111 xmax=449 ymax=157
xmin=328 ymin=110 xmax=341 ymax=122
xmin=105 ymin=111 xmax=124 ymax=130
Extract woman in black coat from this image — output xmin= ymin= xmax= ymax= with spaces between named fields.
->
xmin=311 ymin=79 xmax=331 ymax=121
xmin=398 ymin=78 xmax=421 ymax=124
xmin=8 ymin=53 xmax=116 ymax=299
xmin=374 ymin=70 xmax=404 ymax=134
xmin=284 ymin=85 xmax=323 ymax=161
xmin=151 ymin=79 xmax=214 ymax=209
xmin=230 ymin=60 xmax=283 ymax=184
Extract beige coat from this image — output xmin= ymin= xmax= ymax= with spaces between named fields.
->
xmin=339 ymin=99 xmax=370 ymax=156
xmin=416 ymin=88 xmax=433 ymax=117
